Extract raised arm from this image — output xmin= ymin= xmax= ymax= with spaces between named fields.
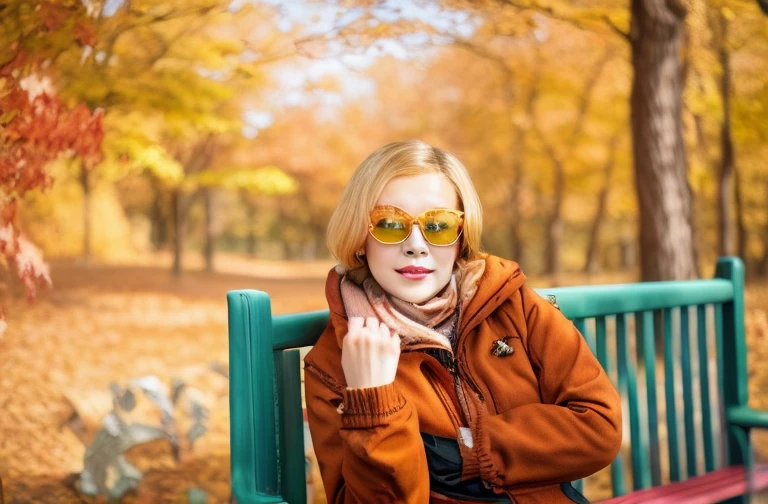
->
xmin=304 ymin=320 xmax=431 ymax=503
xmin=463 ymin=286 xmax=622 ymax=488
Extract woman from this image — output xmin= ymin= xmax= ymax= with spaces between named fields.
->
xmin=304 ymin=140 xmax=622 ymax=503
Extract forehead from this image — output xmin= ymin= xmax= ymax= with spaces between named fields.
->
xmin=375 ymin=173 xmax=459 ymax=214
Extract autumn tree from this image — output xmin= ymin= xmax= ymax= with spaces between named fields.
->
xmin=0 ymin=1 xmax=104 ymax=326
xmin=36 ymin=0 xmax=298 ymax=274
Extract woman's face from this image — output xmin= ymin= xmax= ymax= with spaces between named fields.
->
xmin=364 ymin=172 xmax=461 ymax=303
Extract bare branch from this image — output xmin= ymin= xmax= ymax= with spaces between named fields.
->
xmin=602 ymin=15 xmax=631 ymax=42
xmin=496 ymin=0 xmax=595 ymax=33
xmin=450 ymin=38 xmax=513 ymax=78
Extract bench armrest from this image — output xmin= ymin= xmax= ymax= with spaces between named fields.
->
xmin=727 ymin=405 xmax=768 ymax=429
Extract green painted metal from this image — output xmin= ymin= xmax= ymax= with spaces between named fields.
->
xmin=638 ymin=310 xmax=661 ymax=486
xmin=727 ymin=406 xmax=768 ymax=429
xmin=680 ymin=306 xmax=698 ymax=477
xmin=572 ymin=317 xmax=589 ymax=495
xmin=663 ymin=307 xmax=681 ymax=482
xmin=715 ymin=303 xmax=727 ymax=468
xmin=595 ymin=316 xmax=626 ymax=496
xmin=227 ymin=290 xmax=286 ymax=504
xmin=574 ymin=318 xmax=594 ymax=354
xmin=697 ymin=304 xmax=715 ymax=472
xmin=537 ymin=279 xmax=733 ymax=319
xmin=616 ymin=314 xmax=648 ymax=490
xmin=228 ymin=256 xmax=766 ymax=503
xmin=276 ymin=350 xmax=307 ymax=504
xmin=273 ymin=310 xmax=329 ymax=350
xmin=596 ymin=316 xmax=609 ymax=369
xmin=715 ymin=258 xmax=751 ymax=472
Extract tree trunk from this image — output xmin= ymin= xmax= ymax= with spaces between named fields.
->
xmin=246 ymin=215 xmax=257 ymax=256
xmin=203 ymin=189 xmax=214 ymax=273
xmin=545 ymin=156 xmax=565 ymax=281
xmin=536 ymin=51 xmax=609 ymax=280
xmin=716 ymin=12 xmax=735 ymax=257
xmin=630 ymin=0 xmax=698 ymax=281
xmin=80 ymin=162 xmax=92 ymax=265
xmin=171 ymin=190 xmax=185 ymax=277
xmin=150 ymin=179 xmax=169 ymax=251
xmin=508 ymin=82 xmax=538 ymax=264
xmin=508 ymin=169 xmax=524 ymax=263
xmin=244 ymin=192 xmax=258 ymax=256
xmin=584 ymin=134 xmax=621 ymax=274
xmin=735 ymin=163 xmax=747 ymax=263
xmin=170 ymin=135 xmax=216 ymax=276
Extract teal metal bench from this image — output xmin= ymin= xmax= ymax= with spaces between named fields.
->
xmin=228 ymin=257 xmax=768 ymax=503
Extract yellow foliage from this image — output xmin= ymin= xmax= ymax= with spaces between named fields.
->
xmin=186 ymin=166 xmax=298 ymax=195
xmin=135 ymin=145 xmax=186 ymax=184
xmin=17 ymin=164 xmax=136 ymax=260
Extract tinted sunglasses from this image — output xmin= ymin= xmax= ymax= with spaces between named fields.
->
xmin=368 ymin=205 xmax=464 ymax=246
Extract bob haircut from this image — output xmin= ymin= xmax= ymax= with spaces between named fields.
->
xmin=327 ymin=139 xmax=483 ymax=271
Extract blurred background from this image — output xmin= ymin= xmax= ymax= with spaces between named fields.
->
xmin=1 ymin=0 xmax=768 ymax=502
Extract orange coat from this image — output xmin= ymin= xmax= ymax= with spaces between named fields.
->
xmin=304 ymin=255 xmax=622 ymax=503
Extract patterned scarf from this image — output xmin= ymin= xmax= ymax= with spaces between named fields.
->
xmin=339 ymin=259 xmax=485 ymax=352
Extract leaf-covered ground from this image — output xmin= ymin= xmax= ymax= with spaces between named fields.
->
xmin=1 ymin=256 xmax=767 ymax=503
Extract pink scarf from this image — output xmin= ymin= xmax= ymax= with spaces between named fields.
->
xmin=340 ymin=259 xmax=485 ymax=352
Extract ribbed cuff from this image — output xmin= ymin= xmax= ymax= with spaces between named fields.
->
xmin=341 ymin=382 xmax=406 ymax=428
xmin=474 ymin=412 xmax=503 ymax=487
xmin=460 ymin=439 xmax=481 ymax=480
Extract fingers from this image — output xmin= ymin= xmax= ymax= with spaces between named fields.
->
xmin=348 ymin=317 xmax=364 ymax=333
xmin=347 ymin=316 xmax=398 ymax=346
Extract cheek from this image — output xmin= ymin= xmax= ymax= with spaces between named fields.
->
xmin=434 ymin=243 xmax=460 ymax=267
xmin=364 ymin=235 xmax=393 ymax=262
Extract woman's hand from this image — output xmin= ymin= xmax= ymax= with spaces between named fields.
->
xmin=341 ymin=317 xmax=401 ymax=389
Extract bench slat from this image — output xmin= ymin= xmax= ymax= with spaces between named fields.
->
xmin=680 ymin=306 xmax=698 ymax=478
xmin=572 ymin=317 xmax=591 ymax=497
xmin=715 ymin=303 xmax=728 ymax=468
xmin=538 ymin=279 xmax=734 ymax=319
xmin=596 ymin=316 xmax=627 ymax=497
xmin=617 ymin=314 xmax=649 ymax=490
xmin=600 ymin=464 xmax=768 ymax=504
xmin=638 ymin=310 xmax=662 ymax=487
xmin=696 ymin=304 xmax=716 ymax=473
xmin=662 ymin=307 xmax=682 ymax=483
xmin=276 ymin=349 xmax=306 ymax=504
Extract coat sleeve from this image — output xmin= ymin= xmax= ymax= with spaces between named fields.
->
xmin=461 ymin=285 xmax=623 ymax=488
xmin=304 ymin=327 xmax=431 ymax=503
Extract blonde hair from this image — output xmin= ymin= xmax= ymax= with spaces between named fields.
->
xmin=327 ymin=140 xmax=483 ymax=270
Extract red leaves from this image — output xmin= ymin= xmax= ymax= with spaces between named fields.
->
xmin=0 ymin=67 xmax=103 ymax=320
xmin=0 ymin=225 xmax=52 ymax=301
xmin=74 ymin=19 xmax=97 ymax=48
xmin=0 ymin=81 xmax=104 ymax=196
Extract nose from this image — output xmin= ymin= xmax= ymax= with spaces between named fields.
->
xmin=402 ymin=224 xmax=429 ymax=257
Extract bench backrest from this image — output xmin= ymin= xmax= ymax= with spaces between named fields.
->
xmin=227 ymin=257 xmax=749 ymax=504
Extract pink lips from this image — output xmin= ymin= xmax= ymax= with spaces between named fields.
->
xmin=396 ymin=266 xmax=434 ymax=280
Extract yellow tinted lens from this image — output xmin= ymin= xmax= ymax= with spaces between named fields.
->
xmin=370 ymin=207 xmax=411 ymax=243
xmin=419 ymin=210 xmax=462 ymax=245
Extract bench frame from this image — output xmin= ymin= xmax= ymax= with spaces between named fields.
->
xmin=228 ymin=257 xmax=768 ymax=504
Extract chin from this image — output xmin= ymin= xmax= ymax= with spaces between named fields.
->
xmin=389 ymin=284 xmax=441 ymax=304
xmin=397 ymin=292 xmax=432 ymax=304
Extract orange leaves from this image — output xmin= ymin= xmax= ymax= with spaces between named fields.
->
xmin=0 ymin=45 xmax=103 ymax=313
xmin=0 ymin=86 xmax=104 ymax=199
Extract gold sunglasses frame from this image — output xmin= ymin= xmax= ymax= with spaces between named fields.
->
xmin=367 ymin=205 xmax=465 ymax=246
